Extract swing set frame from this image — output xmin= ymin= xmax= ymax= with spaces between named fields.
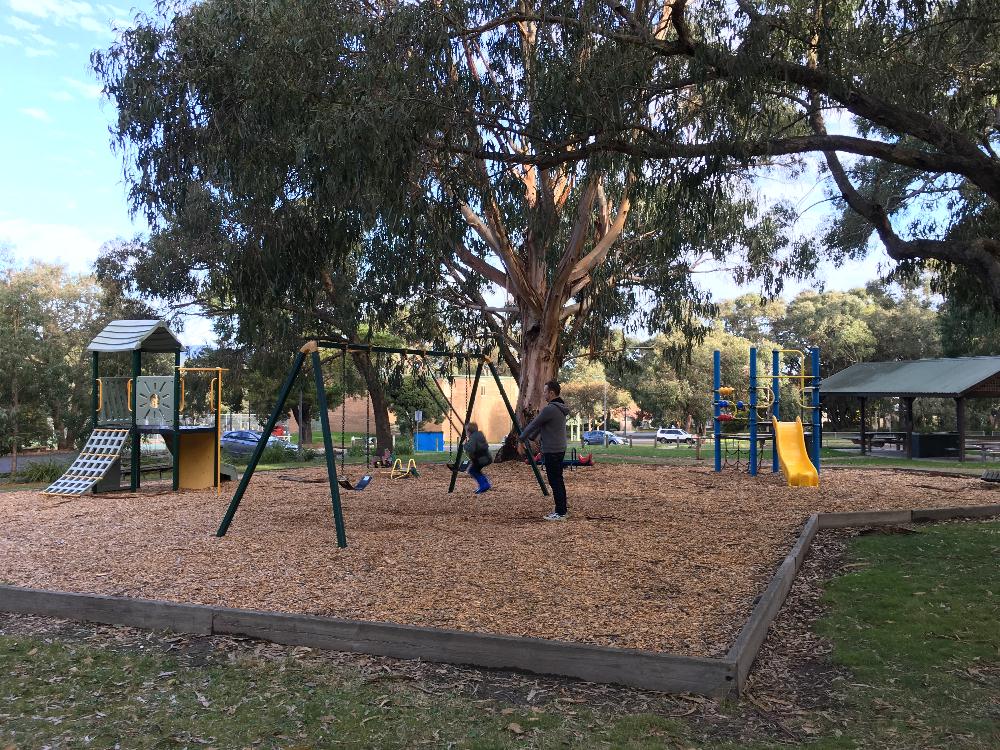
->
xmin=216 ymin=339 xmax=548 ymax=546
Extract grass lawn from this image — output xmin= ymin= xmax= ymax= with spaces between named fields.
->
xmin=806 ymin=520 xmax=1000 ymax=749
xmin=2 ymin=521 xmax=997 ymax=748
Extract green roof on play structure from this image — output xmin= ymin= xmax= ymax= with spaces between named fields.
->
xmin=822 ymin=356 xmax=1000 ymax=399
xmin=86 ymin=319 xmax=185 ymax=353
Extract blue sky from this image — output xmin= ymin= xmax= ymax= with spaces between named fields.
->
xmin=0 ymin=0 xmax=890 ymax=347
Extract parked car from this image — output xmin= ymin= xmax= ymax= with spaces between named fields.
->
xmin=220 ymin=430 xmax=298 ymax=457
xmin=656 ymin=427 xmax=695 ymax=445
xmin=582 ymin=430 xmax=626 ymax=446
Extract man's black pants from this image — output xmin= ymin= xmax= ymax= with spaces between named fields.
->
xmin=542 ymin=452 xmax=568 ymax=515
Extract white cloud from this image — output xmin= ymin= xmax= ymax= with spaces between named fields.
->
xmin=30 ymin=31 xmax=57 ymax=45
xmin=0 ymin=218 xmax=106 ymax=274
xmin=0 ymin=32 xmax=21 ymax=45
xmin=50 ymin=90 xmax=75 ymax=101
xmin=9 ymin=0 xmax=95 ymax=23
xmin=25 ymin=46 xmax=56 ymax=57
xmin=8 ymin=0 xmax=115 ymax=36
xmin=77 ymin=15 xmax=106 ymax=33
xmin=6 ymin=14 xmax=40 ymax=31
xmin=61 ymin=76 xmax=102 ymax=98
xmin=19 ymin=107 xmax=52 ymax=122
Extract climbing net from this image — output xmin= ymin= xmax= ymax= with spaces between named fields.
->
xmin=721 ymin=435 xmax=768 ymax=474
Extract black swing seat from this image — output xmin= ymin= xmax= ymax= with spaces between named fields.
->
xmin=339 ymin=474 xmax=373 ymax=491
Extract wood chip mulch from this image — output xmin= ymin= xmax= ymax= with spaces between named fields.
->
xmin=1 ymin=463 xmax=996 ymax=657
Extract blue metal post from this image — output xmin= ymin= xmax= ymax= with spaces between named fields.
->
xmin=749 ymin=347 xmax=758 ymax=476
xmin=772 ymin=349 xmax=780 ymax=473
xmin=713 ymin=350 xmax=721 ymax=472
xmin=811 ymin=346 xmax=822 ymax=474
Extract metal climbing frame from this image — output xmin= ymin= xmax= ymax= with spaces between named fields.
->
xmin=216 ymin=339 xmax=549 ymax=546
xmin=42 ymin=428 xmax=130 ymax=496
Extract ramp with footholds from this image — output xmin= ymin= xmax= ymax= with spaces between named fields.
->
xmin=42 ymin=428 xmax=130 ymax=496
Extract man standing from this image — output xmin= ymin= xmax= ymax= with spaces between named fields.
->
xmin=521 ymin=380 xmax=571 ymax=521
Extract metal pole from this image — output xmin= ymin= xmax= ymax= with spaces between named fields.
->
xmin=772 ymin=349 xmax=780 ymax=473
xmin=859 ymin=397 xmax=867 ymax=456
xmin=603 ymin=382 xmax=608 ymax=446
xmin=172 ymin=350 xmax=181 ymax=491
xmin=131 ymin=349 xmax=140 ymax=491
xmin=217 ymin=350 xmax=307 ymax=537
xmin=956 ymin=396 xmax=966 ymax=462
xmin=749 ymin=347 xmax=758 ymax=476
xmin=215 ymin=368 xmax=222 ymax=492
xmin=91 ymin=351 xmax=99 ymax=432
xmin=713 ymin=350 xmax=721 ymax=472
xmin=448 ymin=359 xmax=484 ymax=493
xmin=486 ymin=360 xmax=548 ymax=497
xmin=811 ymin=347 xmax=821 ymax=472
xmin=312 ymin=350 xmax=347 ymax=547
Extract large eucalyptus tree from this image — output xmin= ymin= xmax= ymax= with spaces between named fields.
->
xmin=94 ymin=0 xmax=793 ymax=435
xmin=455 ymin=0 xmax=1000 ymax=305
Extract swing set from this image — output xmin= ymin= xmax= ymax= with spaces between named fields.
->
xmin=216 ymin=339 xmax=549 ymax=546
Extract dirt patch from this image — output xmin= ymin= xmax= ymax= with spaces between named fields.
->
xmin=0 ymin=463 xmax=995 ymax=657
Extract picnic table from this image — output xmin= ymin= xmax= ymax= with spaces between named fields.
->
xmin=850 ymin=431 xmax=906 ymax=451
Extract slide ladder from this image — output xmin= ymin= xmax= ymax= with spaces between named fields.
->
xmin=42 ymin=428 xmax=130 ymax=496
xmin=771 ymin=417 xmax=819 ymax=487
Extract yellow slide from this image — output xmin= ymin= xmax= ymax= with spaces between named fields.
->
xmin=771 ymin=417 xmax=819 ymax=487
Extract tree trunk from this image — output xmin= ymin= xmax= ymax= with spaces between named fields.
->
xmin=352 ymin=351 xmax=393 ymax=457
xmin=496 ymin=320 xmax=561 ymax=461
xmin=290 ymin=402 xmax=313 ymax=446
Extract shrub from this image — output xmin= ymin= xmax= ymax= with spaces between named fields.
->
xmin=16 ymin=459 xmax=71 ymax=484
xmin=394 ymin=436 xmax=413 ymax=456
xmin=259 ymin=444 xmax=293 ymax=465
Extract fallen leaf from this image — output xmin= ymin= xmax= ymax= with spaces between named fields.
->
xmin=507 ymin=723 xmax=524 ymax=735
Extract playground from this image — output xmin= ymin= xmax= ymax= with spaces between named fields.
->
xmin=2 ymin=462 xmax=996 ymax=659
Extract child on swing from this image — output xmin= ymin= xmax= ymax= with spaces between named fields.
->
xmin=464 ymin=421 xmax=492 ymax=494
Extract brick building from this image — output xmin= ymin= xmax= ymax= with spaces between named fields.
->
xmin=292 ymin=375 xmax=519 ymax=445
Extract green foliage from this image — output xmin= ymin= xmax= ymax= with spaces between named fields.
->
xmin=385 ymin=374 xmax=446 ymax=437
xmin=14 ymin=460 xmax=72 ymax=484
xmin=393 ymin=436 xmax=414 ymax=456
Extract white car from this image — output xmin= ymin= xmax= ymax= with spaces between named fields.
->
xmin=656 ymin=427 xmax=695 ymax=445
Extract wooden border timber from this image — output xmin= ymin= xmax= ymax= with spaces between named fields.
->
xmin=1 ymin=503 xmax=997 ymax=698
xmin=0 ymin=584 xmax=735 ymax=697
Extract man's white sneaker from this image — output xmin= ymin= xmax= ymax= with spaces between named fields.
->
xmin=543 ymin=512 xmax=566 ymax=521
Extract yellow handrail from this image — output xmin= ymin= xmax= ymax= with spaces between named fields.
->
xmin=208 ymin=377 xmax=217 ymax=410
xmin=179 ymin=377 xmax=186 ymax=411
xmin=96 ymin=378 xmax=103 ymax=411
xmin=126 ymin=379 xmax=132 ymax=412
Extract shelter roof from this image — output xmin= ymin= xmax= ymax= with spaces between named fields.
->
xmin=822 ymin=357 xmax=1000 ymax=399
xmin=86 ymin=320 xmax=185 ymax=353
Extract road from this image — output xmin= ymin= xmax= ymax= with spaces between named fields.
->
xmin=0 ymin=451 xmax=74 ymax=474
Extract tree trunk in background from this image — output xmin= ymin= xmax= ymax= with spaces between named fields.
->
xmin=353 ymin=351 xmax=393 ymax=457
xmin=10 ymin=384 xmax=18 ymax=477
xmin=290 ymin=402 xmax=313 ymax=446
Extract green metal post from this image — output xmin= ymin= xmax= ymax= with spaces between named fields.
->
xmin=91 ymin=351 xmax=99 ymax=431
xmin=486 ymin=360 xmax=549 ymax=497
xmin=312 ymin=350 xmax=347 ymax=547
xmin=131 ymin=349 xmax=141 ymax=491
xmin=173 ymin=351 xmax=181 ymax=491
xmin=216 ymin=351 xmax=306 ymax=537
xmin=448 ymin=359 xmax=484 ymax=493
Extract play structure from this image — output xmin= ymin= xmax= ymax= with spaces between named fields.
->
xmin=43 ymin=320 xmax=230 ymax=497
xmin=713 ymin=346 xmax=821 ymax=486
xmin=216 ymin=340 xmax=549 ymax=546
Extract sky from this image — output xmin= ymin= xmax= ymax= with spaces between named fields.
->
xmin=1 ymin=0 xmax=890 ymax=348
